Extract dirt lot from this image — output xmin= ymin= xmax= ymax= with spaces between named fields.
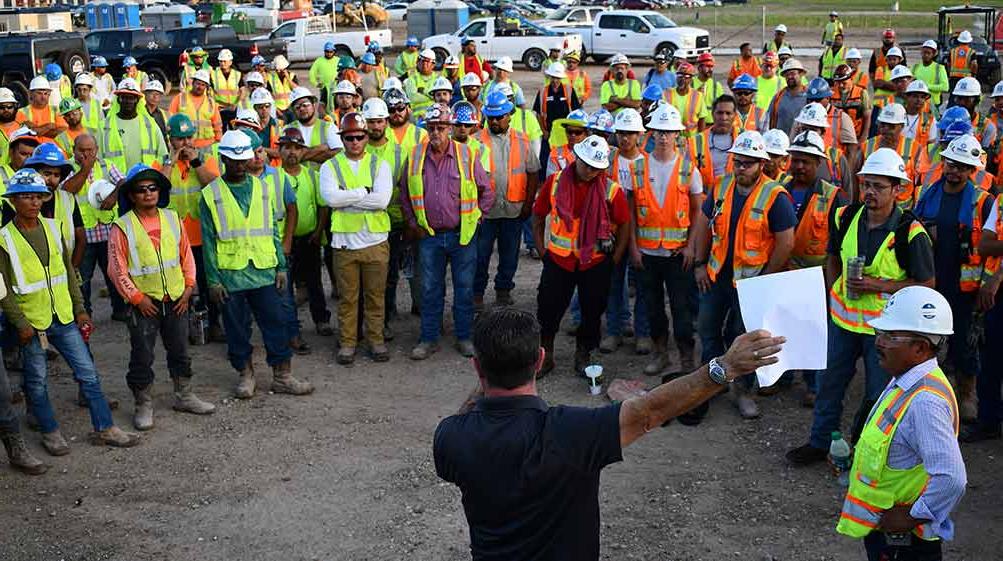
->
xmin=1 ymin=51 xmax=1001 ymax=561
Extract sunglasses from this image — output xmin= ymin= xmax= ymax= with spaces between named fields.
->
xmin=486 ymin=115 xmax=506 ymax=121
xmin=427 ymin=124 xmax=451 ymax=133
xmin=132 ymin=184 xmax=160 ymax=194
xmin=732 ymin=158 xmax=761 ymax=169
xmin=389 ymin=105 xmax=408 ymax=114
xmin=343 ymin=134 xmax=366 ymax=142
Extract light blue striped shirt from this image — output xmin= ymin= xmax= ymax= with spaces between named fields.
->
xmin=869 ymin=358 xmax=967 ymax=540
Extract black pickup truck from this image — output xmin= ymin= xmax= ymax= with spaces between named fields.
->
xmin=0 ymin=31 xmax=89 ymax=105
xmin=85 ymin=25 xmax=286 ymax=94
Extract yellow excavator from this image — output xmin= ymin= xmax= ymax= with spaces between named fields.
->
xmin=336 ymin=2 xmax=389 ymax=27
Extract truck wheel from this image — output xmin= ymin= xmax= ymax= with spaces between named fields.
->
xmin=655 ymin=43 xmax=677 ymax=60
xmin=522 ymin=48 xmax=546 ymax=72
xmin=432 ymin=48 xmax=450 ymax=70
xmin=148 ymin=68 xmax=172 ymax=96
xmin=60 ymin=50 xmax=88 ymax=78
xmin=591 ymin=54 xmax=610 ymax=64
xmin=7 ymin=81 xmax=29 ymax=107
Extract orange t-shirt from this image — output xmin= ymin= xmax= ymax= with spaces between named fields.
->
xmin=108 ymin=210 xmax=197 ymax=304
xmin=151 ymin=157 xmax=220 ymax=247
xmin=16 ymin=105 xmax=67 ymax=129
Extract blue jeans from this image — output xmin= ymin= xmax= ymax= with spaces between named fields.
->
xmin=978 ymin=301 xmax=1003 ymax=428
xmin=474 ymin=217 xmax=521 ymax=296
xmin=697 ymin=279 xmax=752 ymax=388
xmin=79 ymin=241 xmax=127 ymax=317
xmin=281 ymin=254 xmax=301 ymax=340
xmin=606 ymin=260 xmax=650 ymax=338
xmin=22 ymin=320 xmax=114 ymax=433
xmin=419 ymin=230 xmax=477 ymax=342
xmin=220 ymin=284 xmax=292 ymax=371
xmin=521 ymin=216 xmax=534 ymax=248
xmin=809 ymin=322 xmax=890 ymax=449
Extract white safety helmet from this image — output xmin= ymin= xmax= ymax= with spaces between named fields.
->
xmin=794 ymin=102 xmax=830 ymax=128
xmin=787 ymin=130 xmax=829 ymax=159
xmin=273 ymin=54 xmax=290 ymax=70
xmin=953 ymin=77 xmax=981 ymax=97
xmin=889 ymin=65 xmax=913 ymax=81
xmin=845 ymin=48 xmax=862 ymax=61
xmin=614 ymin=108 xmax=645 ymax=133
xmin=381 ymin=76 xmax=404 ymax=92
xmin=572 ymin=134 xmax=611 ymax=170
xmin=245 ymin=71 xmax=265 ymax=85
xmin=774 ymin=24 xmax=788 ymax=33
xmin=218 ymin=129 xmax=255 ymax=161
xmin=609 ymin=53 xmax=630 ymax=67
xmin=29 ymin=76 xmax=50 ymax=91
xmin=0 ymin=87 xmax=16 ymax=104
xmin=115 ymin=77 xmax=142 ymax=96
xmin=777 ymin=45 xmax=793 ymax=58
xmin=74 ymin=73 xmax=95 ymax=88
xmin=877 ymin=103 xmax=906 ymax=125
xmin=993 ymin=80 xmax=1003 ymax=98
xmin=494 ymin=56 xmax=514 ymax=73
xmin=250 ymin=87 xmax=274 ymax=106
xmin=218 ymin=48 xmax=234 ymax=62
xmin=362 ymin=97 xmax=389 ymax=120
xmin=780 ymin=58 xmax=805 ymax=74
xmin=460 ymin=73 xmax=482 ymax=88
xmin=443 ymin=55 xmax=459 ymax=68
xmin=886 ymin=46 xmax=903 ymax=59
xmin=939 ymin=134 xmax=985 ymax=169
xmin=233 ymin=107 xmax=261 ymax=129
xmin=905 ymin=80 xmax=930 ymax=96
xmin=429 ymin=76 xmax=453 ymax=93
xmin=419 ymin=48 xmax=436 ymax=61
xmin=545 ymin=62 xmax=567 ymax=80
xmin=191 ymin=69 xmax=211 ymax=85
xmin=728 ymin=131 xmax=770 ymax=160
xmin=334 ymin=80 xmax=357 ymax=95
xmin=763 ymin=129 xmax=790 ymax=157
xmin=289 ymin=86 xmax=315 ymax=105
xmin=857 ymin=147 xmax=912 ymax=183
xmin=87 ymin=179 xmax=117 ymax=211
xmin=868 ymin=286 xmax=954 ymax=338
xmin=958 ymin=30 xmax=973 ymax=44
xmin=143 ymin=79 xmax=165 ymax=94
xmin=922 ymin=39 xmax=938 ymax=51
xmin=646 ymin=104 xmax=685 ymax=132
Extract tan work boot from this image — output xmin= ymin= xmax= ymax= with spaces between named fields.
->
xmin=635 ymin=337 xmax=653 ymax=356
xmin=172 ymin=377 xmax=215 ymax=415
xmin=495 ymin=290 xmax=514 ymax=306
xmin=643 ymin=337 xmax=670 ymax=376
xmin=89 ymin=426 xmax=141 ymax=448
xmin=271 ymin=362 xmax=314 ymax=395
xmin=234 ymin=363 xmax=256 ymax=400
xmin=540 ymin=335 xmax=555 ymax=378
xmin=41 ymin=430 xmax=70 ymax=456
xmin=132 ymin=386 xmax=154 ymax=431
xmin=733 ymin=385 xmax=761 ymax=420
xmin=956 ymin=374 xmax=978 ymax=423
xmin=2 ymin=433 xmax=48 ymax=475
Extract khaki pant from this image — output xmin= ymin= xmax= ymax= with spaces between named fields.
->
xmin=335 ymin=241 xmax=389 ymax=348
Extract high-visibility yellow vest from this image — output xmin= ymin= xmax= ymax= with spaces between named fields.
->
xmin=407 ymin=140 xmax=479 ymax=245
xmin=388 ymin=122 xmax=428 ymax=159
xmin=837 ymin=367 xmax=958 ymax=540
xmin=286 ymin=167 xmax=319 ymax=236
xmin=259 ymin=166 xmax=288 ymax=233
xmin=366 ymin=140 xmax=406 ymax=229
xmin=268 ymin=72 xmax=295 ymax=111
xmin=821 ymin=46 xmax=847 ymax=80
xmin=327 ymin=152 xmax=390 ymax=234
xmin=167 ymin=158 xmax=211 ymax=221
xmin=211 ymin=68 xmax=242 ymax=106
xmin=405 ymin=71 xmax=440 ymax=115
xmin=113 ymin=209 xmax=186 ymax=301
xmin=74 ymin=161 xmax=117 ymax=229
xmin=0 ymin=218 xmax=74 ymax=330
xmin=200 ymin=176 xmax=278 ymax=271
xmin=50 ymin=189 xmax=77 ymax=254
xmin=829 ymin=205 xmax=925 ymax=334
xmin=177 ymin=92 xmax=218 ymax=144
xmin=78 ymin=96 xmax=103 ymax=131
xmin=99 ymin=112 xmax=161 ymax=172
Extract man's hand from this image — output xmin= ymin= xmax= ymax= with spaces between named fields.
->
xmin=405 ymin=225 xmax=427 ymax=241
xmin=847 ymin=275 xmax=889 ymax=295
xmin=695 ymin=265 xmax=711 ymax=293
xmin=978 ymin=277 xmax=999 ymax=312
xmin=518 ymin=200 xmax=533 ymax=220
xmin=629 ymin=246 xmax=643 ymax=269
xmin=209 ymin=284 xmax=228 ymax=305
xmin=172 ymin=287 xmax=193 ymax=315
xmin=75 ymin=149 xmax=97 ymax=170
xmin=276 ymin=271 xmax=288 ymax=292
xmin=17 ymin=326 xmax=35 ymax=345
xmin=99 ymin=192 xmax=117 ymax=210
xmin=878 ymin=505 xmax=921 ymax=534
xmin=135 ymin=295 xmax=158 ymax=317
xmin=680 ymin=244 xmax=695 ymax=271
xmin=75 ymin=312 xmax=93 ymax=333
xmin=719 ymin=329 xmax=785 ymax=380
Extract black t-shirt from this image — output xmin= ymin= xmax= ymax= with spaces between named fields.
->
xmin=826 ymin=205 xmax=935 ymax=282
xmin=930 ymin=190 xmax=993 ymax=296
xmin=434 ymin=395 xmax=623 ymax=561
xmin=532 ymin=83 xmax=582 ymax=131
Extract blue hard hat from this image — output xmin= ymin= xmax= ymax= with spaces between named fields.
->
xmin=940 ymin=120 xmax=973 ymax=143
xmin=324 ymin=41 xmax=336 ymax=52
xmin=23 ymin=143 xmax=72 ymax=177
xmin=482 ymin=90 xmax=514 ymax=117
xmin=360 ymin=52 xmax=376 ymax=66
xmin=939 ymin=106 xmax=973 ymax=142
xmin=367 ymin=41 xmax=382 ymax=53
xmin=642 ymin=84 xmax=664 ymax=101
xmin=252 ymin=55 xmax=266 ymax=66
xmin=92 ymin=56 xmax=108 ymax=68
xmin=44 ymin=63 xmax=62 ymax=81
xmin=123 ymin=56 xmax=138 ymax=67
xmin=587 ymin=108 xmax=615 ymax=134
xmin=118 ymin=163 xmax=171 ymax=214
xmin=504 ymin=8 xmax=519 ymax=18
xmin=451 ymin=101 xmax=479 ymax=125
xmin=806 ymin=77 xmax=832 ymax=100
xmin=732 ymin=73 xmax=758 ymax=92
xmin=460 ymin=36 xmax=475 ymax=46
xmin=405 ymin=36 xmax=419 ymax=48
xmin=3 ymin=169 xmax=49 ymax=198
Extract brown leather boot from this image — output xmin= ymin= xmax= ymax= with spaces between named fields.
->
xmin=234 ymin=362 xmax=256 ymax=400
xmin=2 ymin=433 xmax=48 ymax=475
xmin=271 ymin=362 xmax=314 ymax=395
xmin=643 ymin=337 xmax=670 ymax=376
xmin=956 ymin=374 xmax=978 ymax=424
xmin=172 ymin=377 xmax=216 ymax=415
xmin=132 ymin=386 xmax=154 ymax=431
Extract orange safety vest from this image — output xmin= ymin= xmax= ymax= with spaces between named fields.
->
xmin=919 ymin=157 xmax=995 ymax=194
xmin=863 ymin=136 xmax=921 ymax=206
xmin=687 ymin=131 xmax=734 ymax=190
xmin=635 ymin=154 xmax=695 ymax=250
xmin=851 ymin=69 xmax=870 ymax=91
xmin=824 ymin=146 xmax=845 ymax=189
xmin=949 ymin=45 xmax=973 ymax=78
xmin=545 ymin=169 xmax=621 ymax=259
xmin=789 ymin=179 xmax=841 ymax=268
xmin=971 ymin=113 xmax=990 ymax=145
xmin=538 ymin=81 xmax=573 ymax=128
xmin=909 ymin=112 xmax=936 ymax=148
xmin=176 ymin=92 xmax=219 ymax=146
xmin=736 ymin=106 xmax=766 ymax=132
xmin=983 ymin=194 xmax=1003 ymax=285
xmin=478 ymin=127 xmax=530 ymax=203
xmin=916 ymin=183 xmax=990 ymax=292
xmin=833 ymin=84 xmax=867 ymax=138
xmin=820 ymin=105 xmax=846 ymax=152
xmin=17 ymin=104 xmax=57 ymax=126
xmin=548 ymin=144 xmax=575 ymax=174
xmin=707 ymin=174 xmax=787 ymax=283
xmin=566 ymin=68 xmax=592 ymax=102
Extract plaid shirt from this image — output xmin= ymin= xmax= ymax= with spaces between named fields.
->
xmin=83 ymin=163 xmax=125 ymax=244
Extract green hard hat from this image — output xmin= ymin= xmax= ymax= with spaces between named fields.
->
xmin=167 ymin=113 xmax=196 ymax=138
xmin=339 ymin=55 xmax=356 ymax=69
xmin=58 ymin=97 xmax=82 ymax=115
xmin=237 ymin=127 xmax=262 ymax=150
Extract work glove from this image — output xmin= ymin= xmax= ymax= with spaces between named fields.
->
xmin=209 ymin=284 xmax=228 ymax=305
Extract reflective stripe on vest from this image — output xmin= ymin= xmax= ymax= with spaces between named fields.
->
xmin=0 ymin=218 xmax=73 ymax=330
xmin=635 ymin=154 xmax=693 ymax=249
xmin=261 ymin=167 xmax=286 ymax=223
xmin=546 ymin=170 xmax=621 ymax=258
xmin=707 ymin=175 xmax=786 ymax=283
xmin=212 ymin=68 xmax=242 ymax=105
xmin=949 ymin=46 xmax=972 ymax=78
xmin=115 ymin=209 xmax=185 ymax=301
xmin=269 ymin=73 xmax=294 ymax=109
xmin=479 ymin=127 xmax=529 ymax=202
xmin=100 ymin=113 xmax=160 ymax=170
xmin=206 ymin=178 xmax=273 ymax=240
xmin=407 ymin=140 xmax=480 ymax=245
xmin=75 ymin=161 xmax=117 ymax=229
xmin=168 ymin=158 xmax=209 ymax=220
xmin=201 ymin=176 xmax=278 ymax=270
xmin=790 ymin=180 xmax=840 ymax=268
xmin=539 ymin=81 xmax=572 ymax=126
xmin=178 ymin=93 xmax=217 ymax=140
xmin=328 ymin=152 xmax=390 ymax=234
xmin=667 ymin=88 xmax=701 ymax=129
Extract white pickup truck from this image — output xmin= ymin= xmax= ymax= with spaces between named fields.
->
xmin=422 ymin=17 xmax=583 ymax=72
xmin=538 ymin=6 xmax=611 ymax=30
xmin=561 ymin=10 xmax=710 ymax=63
xmin=256 ymin=15 xmax=393 ymax=63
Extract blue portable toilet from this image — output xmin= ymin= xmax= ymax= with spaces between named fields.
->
xmin=85 ymin=3 xmax=98 ymax=29
xmin=98 ymin=3 xmax=113 ymax=29
xmin=114 ymin=3 xmax=140 ymax=28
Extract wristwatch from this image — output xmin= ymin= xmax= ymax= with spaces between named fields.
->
xmin=708 ymin=357 xmax=730 ymax=385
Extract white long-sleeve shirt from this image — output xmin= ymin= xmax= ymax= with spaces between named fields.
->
xmin=319 ymin=156 xmax=392 ymax=250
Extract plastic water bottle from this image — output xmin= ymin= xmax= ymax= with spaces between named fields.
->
xmin=830 ymin=431 xmax=851 ymax=487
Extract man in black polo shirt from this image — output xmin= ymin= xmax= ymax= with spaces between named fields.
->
xmin=434 ymin=309 xmax=784 ymax=561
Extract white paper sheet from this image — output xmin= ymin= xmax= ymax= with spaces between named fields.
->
xmin=736 ymin=267 xmax=828 ymax=387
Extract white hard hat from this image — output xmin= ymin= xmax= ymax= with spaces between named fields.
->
xmin=245 ymin=71 xmax=265 ymax=85
xmin=289 ymin=86 xmax=315 ymax=105
xmin=953 ymin=77 xmax=981 ymax=97
xmin=572 ymin=134 xmax=611 ymax=170
xmin=191 ymin=69 xmax=211 ymax=85
xmin=993 ymin=80 xmax=1003 ymax=98
xmin=218 ymin=48 xmax=234 ymax=62
xmin=29 ymin=76 xmax=50 ymax=91
xmin=774 ymin=24 xmax=788 ymax=33
xmin=647 ymin=104 xmax=685 ymax=132
xmin=429 ymin=76 xmax=453 ymax=93
xmin=334 ymin=80 xmax=357 ymax=95
xmin=609 ymin=53 xmax=630 ymax=67
xmin=382 ymin=76 xmax=403 ymax=91
xmin=780 ymin=58 xmax=805 ymax=74
xmin=787 ymin=130 xmax=829 ymax=159
xmin=845 ymin=48 xmax=862 ymax=60
xmin=614 ymin=108 xmax=645 ymax=133
xmin=857 ymin=147 xmax=912 ymax=183
xmin=419 ymin=48 xmax=436 ymax=61
xmin=460 ymin=73 xmax=482 ymax=88
xmin=0 ymin=87 xmax=15 ymax=104
xmin=218 ymin=130 xmax=255 ymax=161
xmin=940 ymin=134 xmax=985 ymax=169
xmin=545 ymin=62 xmax=567 ymax=79
xmin=233 ymin=107 xmax=261 ymax=128
xmin=958 ymin=30 xmax=973 ymax=44
xmin=144 ymin=79 xmax=165 ymax=94
xmin=763 ymin=129 xmax=790 ymax=157
xmin=443 ymin=55 xmax=459 ymax=68
xmin=922 ymin=39 xmax=938 ymax=50
xmin=777 ymin=45 xmax=794 ymax=57
xmin=74 ymin=72 xmax=95 ymax=87
xmin=362 ymin=97 xmax=389 ymax=119
xmin=868 ymin=286 xmax=953 ymax=337
xmin=494 ymin=56 xmax=514 ymax=73
xmin=905 ymin=80 xmax=929 ymax=95
xmin=795 ymin=102 xmax=830 ymax=128
xmin=274 ymin=54 xmax=290 ymax=70
xmin=728 ymin=131 xmax=770 ymax=161
xmin=87 ymin=179 xmax=117 ymax=211
xmin=877 ymin=103 xmax=906 ymax=125
xmin=115 ymin=77 xmax=141 ymax=96
xmin=886 ymin=46 xmax=903 ymax=58
xmin=890 ymin=65 xmax=913 ymax=81
xmin=250 ymin=87 xmax=274 ymax=105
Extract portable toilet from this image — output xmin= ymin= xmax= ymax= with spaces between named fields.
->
xmin=98 ymin=3 xmax=113 ymax=29
xmin=113 ymin=2 xmax=140 ymax=28
xmin=85 ymin=3 xmax=98 ymax=29
xmin=407 ymin=0 xmax=469 ymax=39
xmin=142 ymin=5 xmax=197 ymax=30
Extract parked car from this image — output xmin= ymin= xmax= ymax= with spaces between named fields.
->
xmin=422 ymin=16 xmax=583 ymax=71
xmin=258 ymin=15 xmax=392 ymax=63
xmin=0 ymin=31 xmax=89 ymax=105
xmin=384 ymin=3 xmax=408 ymax=21
xmin=560 ymin=9 xmax=710 ymax=62
xmin=618 ymin=0 xmax=659 ymax=10
xmin=538 ymin=6 xmax=612 ymax=29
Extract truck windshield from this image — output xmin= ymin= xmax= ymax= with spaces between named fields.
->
xmin=644 ymin=13 xmax=677 ymax=29
xmin=547 ymin=8 xmax=570 ymax=20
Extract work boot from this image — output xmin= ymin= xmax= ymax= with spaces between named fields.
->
xmin=234 ymin=363 xmax=256 ymax=400
xmin=410 ymin=341 xmax=439 ymax=360
xmin=315 ymin=321 xmax=334 ymax=336
xmin=733 ymin=385 xmax=760 ymax=419
xmin=495 ymin=290 xmax=514 ymax=306
xmin=677 ymin=340 xmax=697 ymax=371
xmin=383 ymin=324 xmax=395 ymax=341
xmin=41 ymin=430 xmax=70 ymax=456
xmin=132 ymin=386 xmax=154 ymax=431
xmin=635 ymin=337 xmax=653 ymax=355
xmin=172 ymin=377 xmax=215 ymax=415
xmin=473 ymin=294 xmax=485 ymax=313
xmin=956 ymin=374 xmax=978 ymax=423
xmin=208 ymin=324 xmax=227 ymax=343
xmin=289 ymin=337 xmax=312 ymax=356
xmin=456 ymin=340 xmax=475 ymax=358
xmin=271 ymin=362 xmax=314 ymax=395
xmin=801 ymin=390 xmax=817 ymax=408
xmin=336 ymin=346 xmax=356 ymax=365
xmin=89 ymin=426 xmax=141 ymax=448
xmin=599 ymin=335 xmax=621 ymax=354
xmin=540 ymin=335 xmax=556 ymax=378
xmin=2 ymin=433 xmax=48 ymax=475
xmin=371 ymin=343 xmax=390 ymax=362
xmin=785 ymin=443 xmax=829 ymax=466
xmin=10 ymin=389 xmax=22 ymax=404
xmin=643 ymin=337 xmax=670 ymax=376
xmin=574 ymin=348 xmax=599 ymax=377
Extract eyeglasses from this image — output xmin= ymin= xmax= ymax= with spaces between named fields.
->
xmin=735 ymin=90 xmax=755 ymax=96
xmin=453 ymin=122 xmax=476 ymax=128
xmin=293 ymin=101 xmax=312 ymax=110
xmin=874 ymin=330 xmax=924 ymax=345
xmin=653 ymin=130 xmax=676 ymax=137
xmin=859 ymin=180 xmax=894 ymax=192
xmin=944 ymin=160 xmax=974 ymax=172
xmin=427 ymin=124 xmax=450 ymax=133
xmin=564 ymin=128 xmax=586 ymax=137
xmin=486 ymin=115 xmax=506 ymax=121
xmin=732 ymin=158 xmax=761 ymax=169
xmin=389 ymin=105 xmax=408 ymax=114
xmin=132 ymin=184 xmax=160 ymax=194
xmin=343 ymin=134 xmax=366 ymax=143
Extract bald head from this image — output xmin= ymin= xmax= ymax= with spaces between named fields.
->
xmin=73 ymin=133 xmax=98 ymax=163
